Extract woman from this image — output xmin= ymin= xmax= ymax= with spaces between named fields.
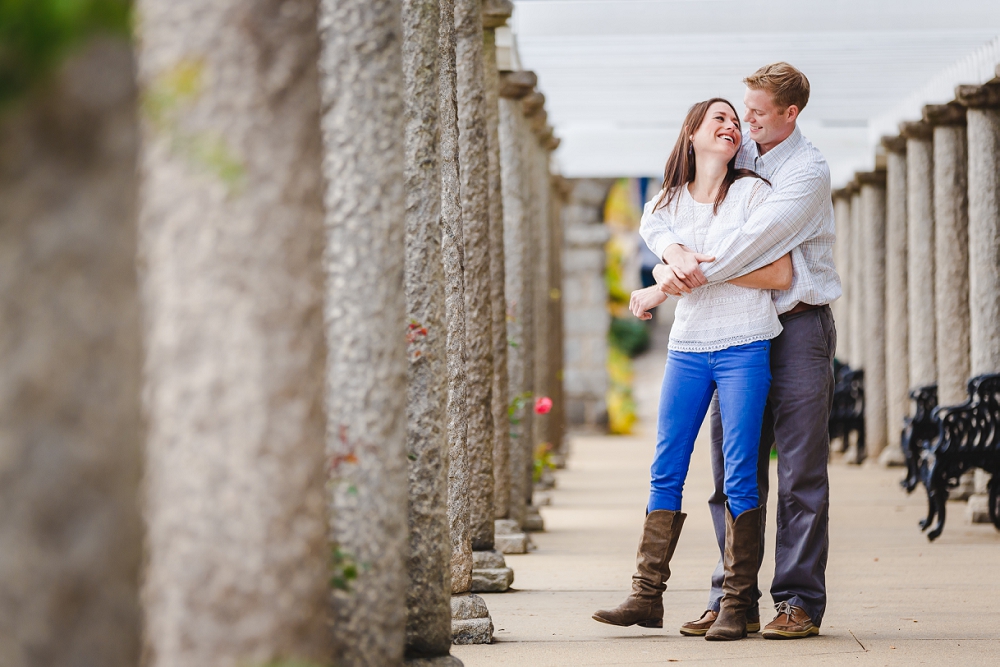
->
xmin=592 ymin=99 xmax=794 ymax=641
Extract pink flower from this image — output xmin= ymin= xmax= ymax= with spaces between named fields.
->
xmin=534 ymin=396 xmax=553 ymax=415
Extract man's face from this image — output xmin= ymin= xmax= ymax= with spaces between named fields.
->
xmin=743 ymin=87 xmax=796 ymax=151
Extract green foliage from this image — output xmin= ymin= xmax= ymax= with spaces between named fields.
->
xmin=0 ymin=0 xmax=131 ymax=106
xmin=608 ymin=316 xmax=650 ymax=358
xmin=606 ymin=347 xmax=637 ymax=434
xmin=533 ymin=442 xmax=555 ymax=483
xmin=329 ymin=545 xmax=359 ymax=592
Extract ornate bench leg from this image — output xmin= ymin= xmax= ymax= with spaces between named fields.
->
xmin=901 ymin=425 xmax=918 ymax=492
xmin=926 ymin=466 xmax=948 ymax=541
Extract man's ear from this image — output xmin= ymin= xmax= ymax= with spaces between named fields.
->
xmin=785 ymin=105 xmax=800 ymax=123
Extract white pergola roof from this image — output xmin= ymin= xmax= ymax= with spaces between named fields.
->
xmin=509 ymin=0 xmax=1000 ymax=186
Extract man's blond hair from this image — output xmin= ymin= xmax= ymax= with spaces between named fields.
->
xmin=744 ymin=62 xmax=810 ymax=112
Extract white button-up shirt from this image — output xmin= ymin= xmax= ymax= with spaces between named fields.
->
xmin=650 ymin=125 xmax=842 ymax=315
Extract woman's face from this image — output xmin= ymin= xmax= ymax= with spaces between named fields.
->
xmin=690 ymin=102 xmax=741 ymax=161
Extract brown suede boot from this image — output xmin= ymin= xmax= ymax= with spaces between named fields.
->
xmin=592 ymin=510 xmax=686 ymax=628
xmin=705 ymin=506 xmax=762 ymax=641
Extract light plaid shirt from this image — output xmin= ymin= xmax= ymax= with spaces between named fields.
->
xmin=652 ymin=125 xmax=841 ymax=315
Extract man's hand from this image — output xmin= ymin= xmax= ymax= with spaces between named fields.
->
xmin=662 ymin=244 xmax=715 ymax=288
xmin=629 ymin=285 xmax=668 ymax=321
xmin=652 ymin=263 xmax=693 ymax=297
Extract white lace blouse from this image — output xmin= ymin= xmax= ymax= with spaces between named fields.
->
xmin=640 ymin=178 xmax=783 ymax=353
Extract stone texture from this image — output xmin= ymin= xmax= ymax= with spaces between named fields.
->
xmin=849 ymin=187 xmax=866 ymax=371
xmin=499 ymin=83 xmax=536 ymax=527
xmin=483 ymin=17 xmax=513 ymax=524
xmin=137 ymin=0 xmax=332 ymax=662
xmin=859 ymin=173 xmax=888 ymax=459
xmin=549 ymin=177 xmax=571 ymax=464
xmin=451 ymin=594 xmax=494 ymax=644
xmin=317 ymin=0 xmax=409 ymax=663
xmin=966 ymin=493 xmax=991 ymax=524
xmin=963 ymin=104 xmax=1000 ymax=375
xmin=927 ymin=115 xmax=970 ymax=406
xmin=832 ymin=191 xmax=853 ymax=363
xmin=456 ymin=0 xmax=497 ymax=552
xmin=402 ymin=0 xmax=454 ymax=659
xmin=438 ymin=0 xmax=473 ymax=596
xmin=882 ymin=140 xmax=909 ymax=466
xmin=494 ymin=518 xmax=530 ymax=554
xmin=472 ymin=568 xmax=516 ymax=592
xmin=562 ymin=208 xmax=612 ymax=426
xmin=900 ymin=125 xmax=937 ymax=388
xmin=473 ymin=549 xmax=508 ymax=569
xmin=0 ymin=38 xmax=142 ymax=667
xmin=524 ymin=507 xmax=546 ymax=532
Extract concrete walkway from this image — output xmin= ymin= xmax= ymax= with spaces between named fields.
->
xmin=454 ymin=325 xmax=1000 ymax=666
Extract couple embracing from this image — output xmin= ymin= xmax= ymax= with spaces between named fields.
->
xmin=592 ymin=62 xmax=841 ymax=641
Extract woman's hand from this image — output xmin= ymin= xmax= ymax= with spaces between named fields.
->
xmin=630 ymin=285 xmax=669 ymax=320
xmin=653 ymin=263 xmax=694 ymax=296
xmin=728 ymin=253 xmax=793 ymax=291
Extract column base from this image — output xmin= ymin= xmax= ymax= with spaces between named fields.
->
xmin=950 ymin=471 xmax=976 ymax=501
xmin=878 ymin=444 xmax=906 ymax=467
xmin=523 ymin=504 xmax=545 ymax=532
xmin=494 ymin=519 xmax=530 ymax=554
xmin=967 ymin=493 xmax=991 ymax=524
xmin=451 ymin=593 xmax=493 ymax=645
xmin=406 ymin=656 xmax=464 ymax=666
xmin=471 ymin=549 xmax=514 ymax=592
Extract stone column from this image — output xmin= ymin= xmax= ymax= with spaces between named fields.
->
xmin=956 ymin=80 xmax=1000 ymax=522
xmin=438 ymin=0 xmax=492 ymax=643
xmin=526 ymin=96 xmax=552 ymax=533
xmin=924 ymin=102 xmax=971 ymax=407
xmin=925 ymin=102 xmax=974 ymax=500
xmin=318 ymin=1 xmax=409 ymax=663
xmin=562 ymin=179 xmax=613 ymax=427
xmin=881 ymin=135 xmax=909 ymax=466
xmin=859 ymin=171 xmax=888 ymax=460
xmin=498 ymin=70 xmax=537 ymax=532
xmin=401 ymin=0 xmax=458 ymax=662
xmin=832 ymin=190 xmax=852 ymax=363
xmin=483 ymin=0 xmax=514 ymax=531
xmin=138 ymin=0 xmax=332 ymax=662
xmin=899 ymin=120 xmax=937 ymax=390
xmin=0 ymin=39 xmax=142 ymax=666
xmin=455 ymin=0 xmax=497 ymax=560
xmin=848 ymin=183 xmax=866 ymax=372
xmin=549 ymin=173 xmax=571 ymax=466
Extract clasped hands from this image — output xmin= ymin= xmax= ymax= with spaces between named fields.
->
xmin=629 ymin=245 xmax=714 ymax=321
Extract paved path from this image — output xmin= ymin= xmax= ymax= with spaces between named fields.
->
xmin=454 ymin=329 xmax=1000 ymax=666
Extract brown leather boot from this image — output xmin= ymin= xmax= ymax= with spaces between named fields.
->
xmin=592 ymin=510 xmax=686 ymax=628
xmin=705 ymin=506 xmax=762 ymax=641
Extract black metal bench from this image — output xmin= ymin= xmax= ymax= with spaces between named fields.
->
xmin=829 ymin=361 xmax=865 ymax=462
xmin=910 ymin=374 xmax=1000 ymax=541
xmin=901 ymin=384 xmax=937 ymax=494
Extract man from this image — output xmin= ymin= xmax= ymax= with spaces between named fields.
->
xmin=653 ymin=62 xmax=841 ymax=639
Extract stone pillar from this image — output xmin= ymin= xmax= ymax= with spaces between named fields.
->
xmin=899 ymin=120 xmax=937 ymax=390
xmin=848 ymin=184 xmax=866 ymax=372
xmin=438 ymin=0 xmax=493 ymax=645
xmin=401 ymin=0 xmax=458 ymax=661
xmin=956 ymin=80 xmax=1000 ymax=523
xmin=563 ymin=179 xmax=613 ymax=427
xmin=483 ymin=0 xmax=514 ymax=532
xmin=881 ymin=136 xmax=909 ymax=466
xmin=832 ymin=189 xmax=852 ymax=363
xmin=526 ymin=96 xmax=552 ymax=533
xmin=0 ymin=39 xmax=142 ymax=666
xmin=924 ymin=102 xmax=971 ymax=407
xmin=549 ymin=173 xmax=571 ymax=466
xmin=498 ymin=70 xmax=537 ymax=532
xmin=138 ymin=0 xmax=331 ymax=662
xmin=455 ymin=0 xmax=497 ymax=561
xmin=859 ymin=171 xmax=888 ymax=460
xmin=318 ymin=1 xmax=408 ymax=663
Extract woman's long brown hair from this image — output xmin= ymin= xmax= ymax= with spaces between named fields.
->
xmin=653 ymin=98 xmax=764 ymax=215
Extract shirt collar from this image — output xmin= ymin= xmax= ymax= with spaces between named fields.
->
xmin=736 ymin=125 xmax=802 ymax=178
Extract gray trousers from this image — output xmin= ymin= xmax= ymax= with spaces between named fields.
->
xmin=707 ymin=306 xmax=836 ymax=627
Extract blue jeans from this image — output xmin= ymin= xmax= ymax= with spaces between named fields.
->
xmin=649 ymin=340 xmax=772 ymax=518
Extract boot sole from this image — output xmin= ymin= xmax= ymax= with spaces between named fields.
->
xmin=704 ymin=631 xmax=748 ymax=641
xmin=681 ymin=621 xmax=759 ymax=636
xmin=592 ymin=614 xmax=662 ymax=628
xmin=762 ymin=626 xmax=819 ymax=639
